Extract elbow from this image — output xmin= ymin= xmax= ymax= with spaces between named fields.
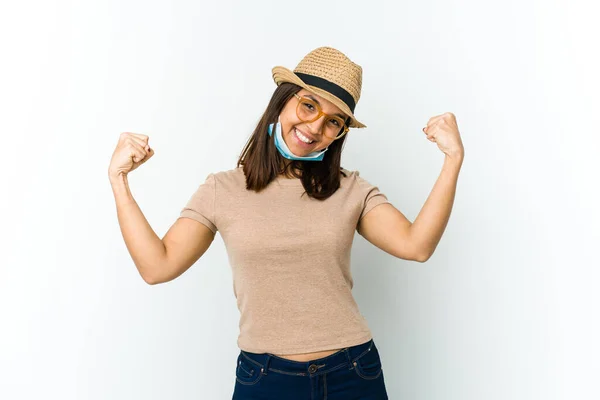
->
xmin=142 ymin=275 xmax=161 ymax=285
xmin=138 ymin=264 xmax=164 ymax=285
xmin=411 ymin=238 xmax=433 ymax=263
xmin=141 ymin=271 xmax=162 ymax=285
xmin=414 ymin=250 xmax=432 ymax=263
xmin=408 ymin=228 xmax=432 ymax=263
xmin=140 ymin=263 xmax=176 ymax=285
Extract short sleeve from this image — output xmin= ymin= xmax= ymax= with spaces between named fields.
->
xmin=179 ymin=173 xmax=217 ymax=233
xmin=355 ymin=172 xmax=391 ymax=222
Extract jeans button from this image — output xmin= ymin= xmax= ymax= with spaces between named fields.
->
xmin=308 ymin=364 xmax=318 ymax=373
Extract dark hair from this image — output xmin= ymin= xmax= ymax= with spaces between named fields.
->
xmin=236 ymin=82 xmax=350 ymax=200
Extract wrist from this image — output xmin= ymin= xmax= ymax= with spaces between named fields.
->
xmin=445 ymin=151 xmax=464 ymax=163
xmin=109 ymin=172 xmax=128 ymax=186
xmin=444 ymin=153 xmax=464 ymax=170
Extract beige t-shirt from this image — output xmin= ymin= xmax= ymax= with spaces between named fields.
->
xmin=179 ymin=166 xmax=390 ymax=354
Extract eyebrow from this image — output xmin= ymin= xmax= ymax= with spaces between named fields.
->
xmin=305 ymin=94 xmax=347 ymax=119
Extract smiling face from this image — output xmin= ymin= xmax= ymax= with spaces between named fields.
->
xmin=278 ymin=89 xmax=348 ymax=156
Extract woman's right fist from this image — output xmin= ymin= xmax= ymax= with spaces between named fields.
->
xmin=108 ymin=132 xmax=155 ymax=180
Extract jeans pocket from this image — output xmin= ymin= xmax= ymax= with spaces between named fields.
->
xmin=235 ymin=352 xmax=264 ymax=386
xmin=352 ymin=341 xmax=383 ymax=380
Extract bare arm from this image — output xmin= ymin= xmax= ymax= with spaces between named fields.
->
xmin=358 ymin=155 xmax=463 ymax=263
xmin=357 ymin=203 xmax=420 ymax=261
xmin=410 ymin=155 xmax=463 ymax=261
xmin=110 ymin=174 xmax=214 ymax=284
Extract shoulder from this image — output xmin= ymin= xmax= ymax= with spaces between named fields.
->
xmin=212 ymin=166 xmax=244 ymax=179
xmin=341 ymin=167 xmax=382 ymax=183
xmin=340 ymin=167 xmax=357 ymax=178
xmin=340 ymin=167 xmax=363 ymax=184
xmin=211 ymin=166 xmax=246 ymax=187
xmin=339 ymin=167 xmax=385 ymax=195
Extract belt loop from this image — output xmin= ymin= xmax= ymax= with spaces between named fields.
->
xmin=344 ymin=347 xmax=352 ymax=365
xmin=263 ymin=354 xmax=271 ymax=375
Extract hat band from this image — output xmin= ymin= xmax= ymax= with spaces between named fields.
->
xmin=295 ymin=72 xmax=356 ymax=113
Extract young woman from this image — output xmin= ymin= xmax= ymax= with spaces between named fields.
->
xmin=108 ymin=46 xmax=464 ymax=399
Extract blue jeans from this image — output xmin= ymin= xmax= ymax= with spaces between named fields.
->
xmin=232 ymin=338 xmax=388 ymax=399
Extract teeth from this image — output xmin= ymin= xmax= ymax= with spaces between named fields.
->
xmin=295 ymin=128 xmax=314 ymax=144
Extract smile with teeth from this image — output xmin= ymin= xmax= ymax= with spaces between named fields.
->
xmin=294 ymin=128 xmax=315 ymax=144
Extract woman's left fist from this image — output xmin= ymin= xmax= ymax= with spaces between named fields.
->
xmin=422 ymin=112 xmax=464 ymax=160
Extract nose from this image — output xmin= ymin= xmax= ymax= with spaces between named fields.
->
xmin=307 ymin=115 xmax=327 ymax=135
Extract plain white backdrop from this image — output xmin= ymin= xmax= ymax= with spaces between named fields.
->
xmin=1 ymin=0 xmax=598 ymax=399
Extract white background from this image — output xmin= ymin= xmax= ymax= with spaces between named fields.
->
xmin=1 ymin=0 xmax=598 ymax=399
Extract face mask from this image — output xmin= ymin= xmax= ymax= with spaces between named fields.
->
xmin=267 ymin=117 xmax=328 ymax=162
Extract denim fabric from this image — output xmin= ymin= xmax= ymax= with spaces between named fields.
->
xmin=232 ymin=338 xmax=388 ymax=399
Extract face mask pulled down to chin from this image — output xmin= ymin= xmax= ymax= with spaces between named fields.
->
xmin=267 ymin=117 xmax=328 ymax=162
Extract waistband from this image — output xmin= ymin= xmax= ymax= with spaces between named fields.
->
xmin=238 ymin=339 xmax=374 ymax=377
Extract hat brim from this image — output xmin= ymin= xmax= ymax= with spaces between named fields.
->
xmin=272 ymin=66 xmax=366 ymax=129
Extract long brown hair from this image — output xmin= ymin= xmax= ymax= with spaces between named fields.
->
xmin=237 ymin=83 xmax=350 ymax=200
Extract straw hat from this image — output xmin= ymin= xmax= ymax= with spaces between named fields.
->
xmin=272 ymin=47 xmax=366 ymax=129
